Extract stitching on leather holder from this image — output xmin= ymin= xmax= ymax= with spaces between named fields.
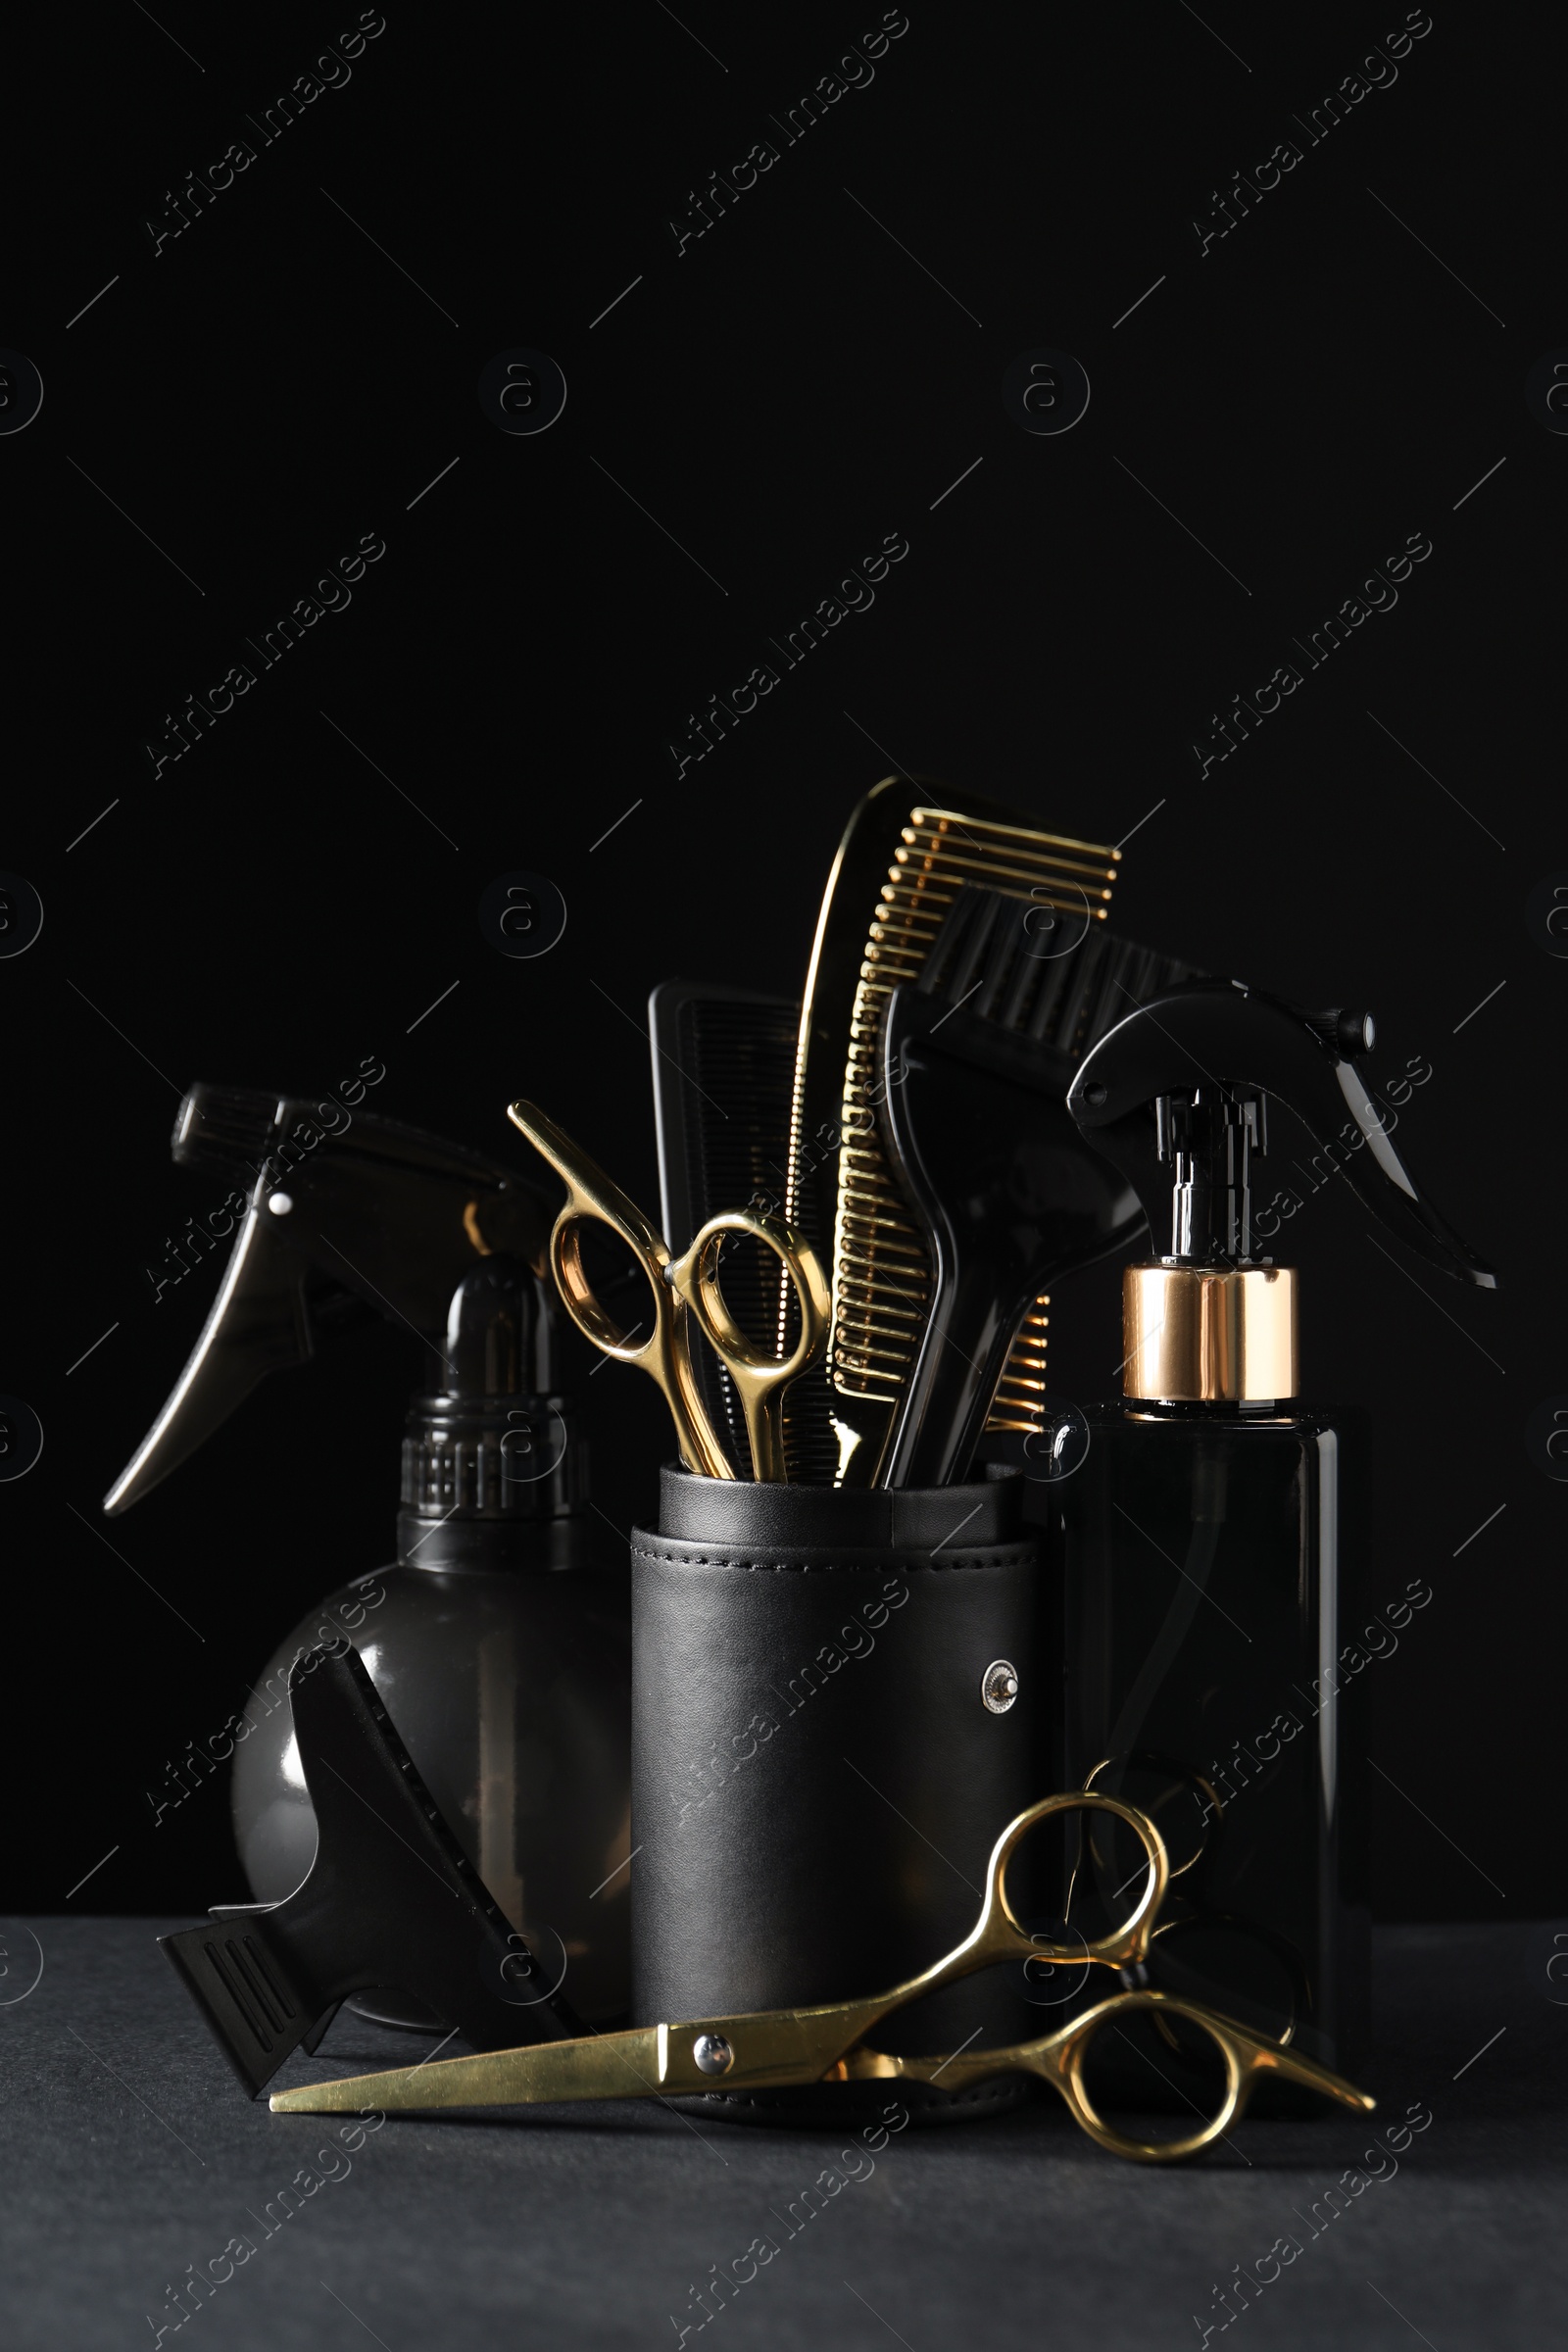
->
xmin=630 ymin=1543 xmax=1036 ymax=1572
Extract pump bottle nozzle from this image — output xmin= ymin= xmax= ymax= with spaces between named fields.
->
xmin=1066 ymin=980 xmax=1496 ymax=1291
xmin=1065 ymin=979 xmax=1495 ymax=1404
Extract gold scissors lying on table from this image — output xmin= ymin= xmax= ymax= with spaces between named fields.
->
xmin=505 ymin=1100 xmax=830 ymax=1483
xmin=271 ymin=1792 xmax=1373 ymax=2162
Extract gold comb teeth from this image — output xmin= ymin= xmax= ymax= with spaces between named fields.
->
xmin=829 ymin=809 xmax=1120 ymax=1424
xmin=986 ymin=1299 xmax=1052 ymax=1435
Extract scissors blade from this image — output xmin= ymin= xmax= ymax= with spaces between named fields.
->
xmin=270 ymin=2025 xmax=668 ymax=2114
xmin=1232 ymin=2026 xmax=1376 ymax=2113
xmin=837 ymin=2044 xmax=1003 ymax=2089
xmin=270 ymin=1998 xmax=888 ymax=2115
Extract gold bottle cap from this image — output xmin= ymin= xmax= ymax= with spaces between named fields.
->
xmin=1121 ymin=1262 xmax=1298 ymax=1403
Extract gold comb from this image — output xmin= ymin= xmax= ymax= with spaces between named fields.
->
xmin=832 ymin=807 xmax=1120 ymax=1409
xmin=778 ymin=790 xmax=1120 ymax=1485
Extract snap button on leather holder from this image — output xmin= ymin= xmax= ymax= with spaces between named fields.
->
xmin=982 ymin=1659 xmax=1020 ymax=1713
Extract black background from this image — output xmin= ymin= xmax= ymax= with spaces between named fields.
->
xmin=4 ymin=3 xmax=1559 ymax=1926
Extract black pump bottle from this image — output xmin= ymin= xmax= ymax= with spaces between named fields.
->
xmin=108 ymin=1084 xmax=631 ymax=2025
xmin=1051 ymin=982 xmax=1494 ymax=2088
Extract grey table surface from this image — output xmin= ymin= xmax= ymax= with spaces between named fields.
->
xmin=1 ymin=1919 xmax=1562 ymax=2350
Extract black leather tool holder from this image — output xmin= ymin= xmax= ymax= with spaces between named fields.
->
xmin=632 ymin=1467 xmax=1043 ymax=2127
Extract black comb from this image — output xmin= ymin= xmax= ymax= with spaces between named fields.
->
xmin=914 ymin=887 xmax=1193 ymax=1060
xmin=160 ymin=1645 xmax=584 ymax=2096
xmin=876 ymin=887 xmax=1200 ymax=1486
xmin=648 ymin=981 xmax=811 ymax=1478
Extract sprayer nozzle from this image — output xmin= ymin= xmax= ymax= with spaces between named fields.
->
xmin=109 ymin=1088 xmax=563 ymax=1513
xmin=172 ymin=1084 xmax=292 ymax=1170
xmin=1307 ymin=1008 xmax=1376 ymax=1058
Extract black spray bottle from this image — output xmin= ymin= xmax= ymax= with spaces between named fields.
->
xmin=1051 ymin=981 xmax=1494 ymax=2090
xmin=108 ymin=1084 xmax=631 ymax=2024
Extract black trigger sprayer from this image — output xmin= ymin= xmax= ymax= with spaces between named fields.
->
xmin=109 ymin=1083 xmax=631 ymax=2031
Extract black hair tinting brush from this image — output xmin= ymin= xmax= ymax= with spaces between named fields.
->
xmin=161 ymin=1644 xmax=583 ymax=2096
xmin=874 ymin=885 xmax=1200 ymax=1487
xmin=782 ymin=779 xmax=1125 ymax=1487
xmin=648 ymin=981 xmax=806 ymax=1477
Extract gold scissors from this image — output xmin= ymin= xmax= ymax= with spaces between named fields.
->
xmin=505 ymin=1100 xmax=830 ymax=1483
xmin=270 ymin=1791 xmax=1373 ymax=2162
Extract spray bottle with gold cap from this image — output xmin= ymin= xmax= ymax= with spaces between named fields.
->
xmin=1051 ymin=979 xmax=1494 ymax=2093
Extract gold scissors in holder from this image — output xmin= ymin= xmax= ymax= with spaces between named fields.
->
xmin=271 ymin=1791 xmax=1373 ymax=2162
xmin=506 ymin=1099 xmax=830 ymax=1482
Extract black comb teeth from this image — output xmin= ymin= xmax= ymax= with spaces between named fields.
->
xmin=916 ymin=888 xmax=1199 ymax=1056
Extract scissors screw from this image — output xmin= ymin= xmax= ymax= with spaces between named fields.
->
xmin=692 ymin=2033 xmax=734 ymax=2076
xmin=981 ymin=1659 xmax=1019 ymax=1714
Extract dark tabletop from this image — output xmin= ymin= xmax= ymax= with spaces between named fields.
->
xmin=3 ymin=1919 xmax=1563 ymax=2350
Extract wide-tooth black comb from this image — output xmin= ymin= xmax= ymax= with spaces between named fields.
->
xmin=875 ymin=886 xmax=1200 ymax=1486
xmin=160 ymin=1645 xmax=584 ymax=2096
xmin=916 ymin=887 xmax=1192 ymax=1058
xmin=648 ymin=982 xmax=812 ymax=1477
xmin=927 ymin=893 xmax=1199 ymax=1439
